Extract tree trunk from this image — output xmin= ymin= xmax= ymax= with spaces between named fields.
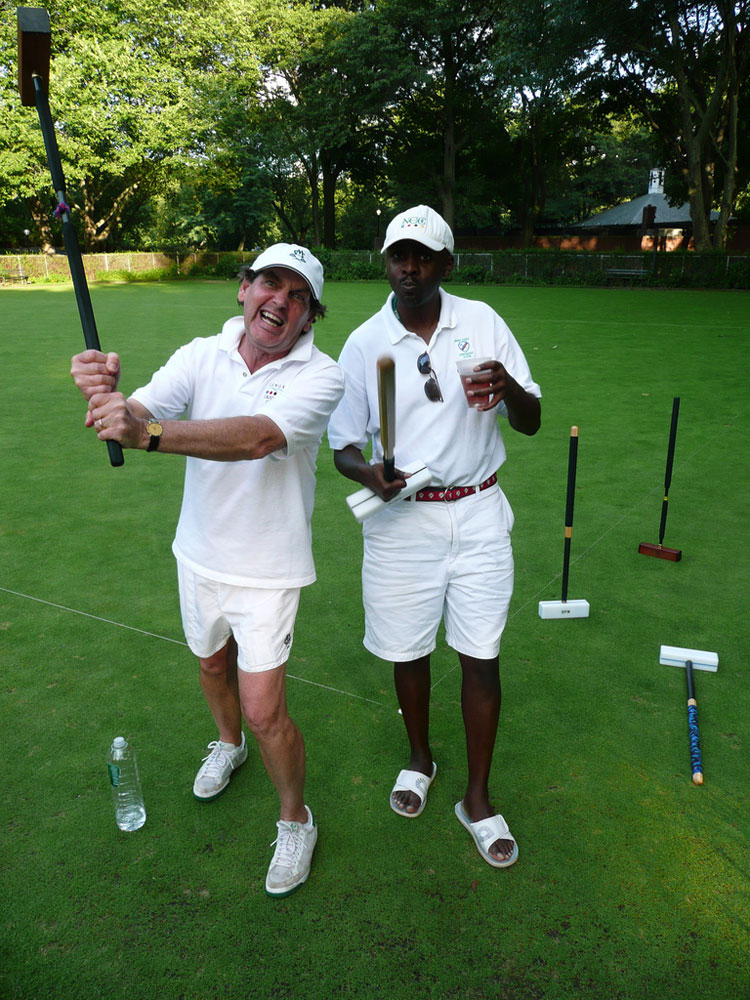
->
xmin=321 ymin=150 xmax=339 ymax=249
xmin=26 ymin=195 xmax=55 ymax=253
xmin=439 ymin=30 xmax=457 ymax=230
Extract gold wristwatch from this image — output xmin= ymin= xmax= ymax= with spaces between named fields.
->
xmin=146 ymin=419 xmax=163 ymax=452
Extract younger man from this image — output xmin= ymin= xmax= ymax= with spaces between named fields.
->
xmin=328 ymin=207 xmax=541 ymax=868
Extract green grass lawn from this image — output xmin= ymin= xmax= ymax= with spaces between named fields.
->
xmin=1 ymin=280 xmax=748 ymax=1000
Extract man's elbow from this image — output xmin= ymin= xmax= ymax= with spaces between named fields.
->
xmin=510 ymin=399 xmax=541 ymax=436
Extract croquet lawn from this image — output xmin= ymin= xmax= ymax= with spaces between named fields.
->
xmin=1 ymin=279 xmax=748 ymax=1000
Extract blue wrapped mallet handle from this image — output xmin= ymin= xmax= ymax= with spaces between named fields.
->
xmin=685 ymin=660 xmax=704 ymax=785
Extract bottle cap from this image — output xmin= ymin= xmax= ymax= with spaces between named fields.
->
xmin=113 ymin=737 xmax=127 ymax=748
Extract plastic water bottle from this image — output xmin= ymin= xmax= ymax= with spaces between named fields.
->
xmin=107 ymin=736 xmax=146 ymax=831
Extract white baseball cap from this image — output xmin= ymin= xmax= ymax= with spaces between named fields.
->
xmin=250 ymin=243 xmax=324 ymax=301
xmin=381 ymin=205 xmax=454 ymax=254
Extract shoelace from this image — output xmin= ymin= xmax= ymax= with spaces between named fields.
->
xmin=269 ymin=823 xmax=302 ymax=869
xmin=199 ymin=741 xmax=231 ymax=778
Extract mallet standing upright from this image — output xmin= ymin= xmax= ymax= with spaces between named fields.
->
xmin=639 ymin=397 xmax=681 ymax=560
xmin=17 ymin=7 xmax=123 ymax=468
xmin=659 ymin=645 xmax=718 ymax=785
xmin=538 ymin=426 xmax=590 ymax=619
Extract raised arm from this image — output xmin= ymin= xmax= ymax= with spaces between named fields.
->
xmin=89 ymin=390 xmax=286 ymax=461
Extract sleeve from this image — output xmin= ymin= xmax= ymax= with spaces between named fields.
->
xmin=495 ymin=314 xmax=541 ymax=399
xmin=129 ymin=341 xmax=197 ymax=420
xmin=326 ymin=338 xmax=371 ymax=452
xmin=259 ymin=355 xmax=345 ymax=458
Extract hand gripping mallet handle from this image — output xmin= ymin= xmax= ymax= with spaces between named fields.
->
xmin=684 ymin=660 xmax=704 ymax=785
xmin=377 ymin=356 xmax=396 ymax=482
xmin=17 ymin=7 xmax=123 ymax=468
xmin=560 ymin=426 xmax=579 ymax=602
xmin=658 ymin=397 xmax=680 ymax=546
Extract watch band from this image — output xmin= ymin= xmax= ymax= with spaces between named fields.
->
xmin=146 ymin=420 xmax=163 ymax=452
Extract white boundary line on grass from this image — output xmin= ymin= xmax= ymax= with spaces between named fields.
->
xmin=0 ymin=417 xmax=738 ymax=708
xmin=0 ymin=586 xmax=387 ymax=707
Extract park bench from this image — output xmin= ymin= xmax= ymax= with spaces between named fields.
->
xmin=1 ymin=273 xmax=29 ymax=285
xmin=606 ymin=268 xmax=646 ymax=280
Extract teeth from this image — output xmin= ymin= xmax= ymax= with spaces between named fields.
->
xmin=260 ymin=310 xmax=283 ymax=327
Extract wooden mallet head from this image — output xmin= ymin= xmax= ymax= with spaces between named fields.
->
xmin=17 ymin=6 xmax=51 ymax=106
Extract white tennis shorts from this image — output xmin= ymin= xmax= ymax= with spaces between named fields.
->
xmin=177 ymin=562 xmax=301 ymax=673
xmin=361 ymin=485 xmax=515 ymax=662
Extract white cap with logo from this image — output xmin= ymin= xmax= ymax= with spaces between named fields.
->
xmin=250 ymin=243 xmax=324 ymax=301
xmin=381 ymin=205 xmax=454 ymax=254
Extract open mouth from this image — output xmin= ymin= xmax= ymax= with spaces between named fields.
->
xmin=260 ymin=309 xmax=284 ymax=328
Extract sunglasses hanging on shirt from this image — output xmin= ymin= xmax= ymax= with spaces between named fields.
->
xmin=417 ymin=352 xmax=443 ymax=402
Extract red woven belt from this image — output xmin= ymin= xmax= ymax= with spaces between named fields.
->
xmin=405 ymin=473 xmax=498 ymax=503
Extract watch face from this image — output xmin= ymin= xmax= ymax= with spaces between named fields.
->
xmin=147 ymin=421 xmax=162 ymax=435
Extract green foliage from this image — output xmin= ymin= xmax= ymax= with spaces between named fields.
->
xmin=1 ymin=0 xmax=747 ymax=254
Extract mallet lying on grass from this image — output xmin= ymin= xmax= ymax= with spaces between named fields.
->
xmin=538 ymin=426 xmax=590 ymax=619
xmin=17 ymin=7 xmax=123 ymax=468
xmin=639 ymin=397 xmax=681 ymax=560
xmin=659 ymin=644 xmax=718 ymax=785
xmin=346 ymin=356 xmax=432 ymax=522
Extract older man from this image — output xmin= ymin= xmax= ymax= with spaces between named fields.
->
xmin=71 ymin=244 xmax=344 ymax=896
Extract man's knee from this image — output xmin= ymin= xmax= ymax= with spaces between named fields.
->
xmin=199 ymin=647 xmax=230 ymax=677
xmin=239 ymin=669 xmax=288 ymax=738
xmin=460 ymin=654 xmax=500 ymax=689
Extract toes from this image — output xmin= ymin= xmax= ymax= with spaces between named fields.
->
xmin=392 ymin=791 xmax=418 ymax=813
xmin=489 ymin=838 xmax=515 ymax=861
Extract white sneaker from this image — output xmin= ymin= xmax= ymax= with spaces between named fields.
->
xmin=265 ymin=806 xmax=318 ymax=898
xmin=193 ymin=734 xmax=248 ymax=801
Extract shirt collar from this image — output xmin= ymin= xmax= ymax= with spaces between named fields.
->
xmin=384 ymin=289 xmax=456 ymax=344
xmin=219 ymin=315 xmax=314 ymax=366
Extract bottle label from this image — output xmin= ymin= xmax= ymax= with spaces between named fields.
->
xmin=108 ymin=763 xmax=120 ymax=787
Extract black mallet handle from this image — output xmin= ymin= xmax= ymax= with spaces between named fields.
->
xmin=658 ymin=397 xmax=680 ymax=545
xmin=18 ymin=6 xmax=123 ymax=468
xmin=32 ymin=76 xmax=123 ymax=468
xmin=560 ymin=426 xmax=579 ymax=602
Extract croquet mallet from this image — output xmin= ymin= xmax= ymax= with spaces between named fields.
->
xmin=659 ymin=644 xmax=718 ymax=785
xmin=639 ymin=397 xmax=681 ymax=560
xmin=17 ymin=7 xmax=123 ymax=468
xmin=346 ymin=356 xmax=432 ymax=522
xmin=538 ymin=426 xmax=590 ymax=619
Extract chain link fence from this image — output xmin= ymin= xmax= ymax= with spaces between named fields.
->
xmin=2 ymin=248 xmax=749 ymax=289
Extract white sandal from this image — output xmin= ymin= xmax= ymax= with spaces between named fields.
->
xmin=455 ymin=800 xmax=519 ymax=868
xmin=389 ymin=762 xmax=437 ymax=818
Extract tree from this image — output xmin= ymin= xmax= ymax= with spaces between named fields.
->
xmin=253 ymin=0 xmax=412 ymax=247
xmin=0 ymin=0 xmax=264 ymax=251
xmin=373 ymin=0 xmax=503 ymax=230
xmin=489 ymin=0 xmax=601 ymax=244
xmin=592 ymin=0 xmax=750 ymax=249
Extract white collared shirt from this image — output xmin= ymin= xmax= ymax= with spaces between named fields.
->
xmin=131 ymin=316 xmax=344 ymax=587
xmin=328 ymin=289 xmax=541 ymax=486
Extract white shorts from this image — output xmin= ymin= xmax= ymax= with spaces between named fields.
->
xmin=362 ymin=485 xmax=514 ymax=662
xmin=177 ymin=562 xmax=300 ymax=673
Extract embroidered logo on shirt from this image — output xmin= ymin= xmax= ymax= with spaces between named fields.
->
xmin=263 ymin=382 xmax=286 ymax=401
xmin=455 ymin=338 xmax=474 ymax=358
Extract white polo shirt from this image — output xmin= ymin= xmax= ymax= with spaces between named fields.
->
xmin=328 ymin=289 xmax=541 ymax=486
xmin=131 ymin=317 xmax=344 ymax=588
